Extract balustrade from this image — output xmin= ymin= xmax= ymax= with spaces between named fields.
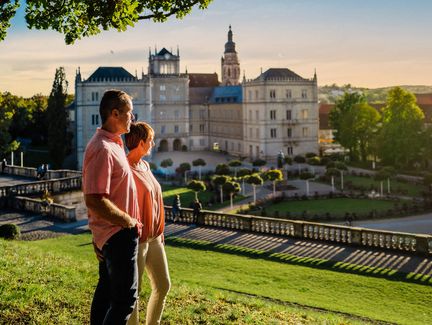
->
xmin=164 ymin=207 xmax=432 ymax=256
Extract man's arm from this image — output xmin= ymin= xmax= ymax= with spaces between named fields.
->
xmin=85 ymin=194 xmax=137 ymax=228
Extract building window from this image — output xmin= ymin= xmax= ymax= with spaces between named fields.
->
xmin=256 ymin=128 xmax=259 ymax=139
xmin=270 ymin=89 xmax=276 ymax=99
xmin=160 ymin=84 xmax=166 ymax=91
xmin=286 ymin=110 xmax=292 ymax=120
xmin=287 ymin=147 xmax=293 ymax=155
xmin=91 ymin=92 xmax=99 ymax=102
xmin=303 ymin=127 xmax=308 ymax=137
xmin=238 ymin=143 xmax=241 ymax=152
xmin=270 ymin=128 xmax=277 ymax=138
xmin=302 ymin=89 xmax=307 ymax=99
xmin=248 ymin=90 xmax=252 ymax=100
xmin=174 ymin=125 xmax=179 ymax=133
xmin=286 ymin=89 xmax=292 ymax=98
xmin=159 ymin=94 xmax=166 ymax=101
xmin=231 ymin=142 xmax=234 ymax=150
xmin=249 ymin=128 xmax=252 ymax=138
xmin=190 ymin=124 xmax=193 ymax=132
xmin=175 ymin=110 xmax=179 ymax=119
xmin=255 ymin=90 xmax=259 ymax=99
xmin=91 ymin=114 xmax=99 ymax=125
xmin=302 ymin=109 xmax=308 ymax=119
xmin=249 ymin=110 xmax=252 ymax=121
xmin=161 ymin=125 xmax=166 ymax=134
xmin=287 ymin=128 xmax=292 ymax=138
xmin=270 ymin=110 xmax=276 ymax=120
xmin=255 ymin=110 xmax=259 ymax=120
xmin=199 ymin=109 xmax=205 ymax=119
xmin=200 ymin=139 xmax=205 ymax=146
xmin=199 ymin=124 xmax=205 ymax=133
xmin=189 ymin=139 xmax=194 ymax=147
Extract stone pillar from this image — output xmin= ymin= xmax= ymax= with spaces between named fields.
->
xmin=350 ymin=228 xmax=362 ymax=245
xmin=415 ymin=235 xmax=430 ymax=256
xmin=293 ymin=222 xmax=303 ymax=239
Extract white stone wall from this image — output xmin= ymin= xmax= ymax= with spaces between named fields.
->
xmin=242 ymin=78 xmax=319 ymax=160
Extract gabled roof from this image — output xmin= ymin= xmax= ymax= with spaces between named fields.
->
xmin=87 ymin=67 xmax=136 ymax=81
xmin=157 ymin=48 xmax=174 ymax=56
xmin=416 ymin=93 xmax=432 ymax=105
xmin=209 ymin=85 xmax=242 ymax=104
xmin=256 ymin=68 xmax=304 ymax=81
xmin=189 ymin=73 xmax=219 ymax=88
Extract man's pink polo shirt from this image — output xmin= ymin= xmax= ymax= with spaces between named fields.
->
xmin=82 ymin=128 xmax=139 ymax=250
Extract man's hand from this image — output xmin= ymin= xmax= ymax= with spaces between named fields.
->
xmin=92 ymin=241 xmax=104 ymax=262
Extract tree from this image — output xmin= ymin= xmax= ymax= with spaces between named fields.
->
xmin=215 ymin=163 xmax=230 ymax=175
xmin=293 ymin=155 xmax=306 ymax=164
xmin=1 ymin=1 xmax=211 ymax=44
xmin=176 ymin=162 xmax=191 ymax=182
xmin=46 ymin=67 xmax=69 ymax=169
xmin=160 ymin=158 xmax=173 ymax=180
xmin=0 ymin=92 xmax=20 ymax=156
xmin=265 ymin=169 xmax=283 ymax=197
xmin=237 ymin=168 xmax=252 ymax=195
xmin=212 ymin=175 xmax=230 ymax=203
xmin=192 ymin=158 xmax=206 ymax=180
xmin=246 ymin=174 xmax=263 ymax=204
xmin=377 ymin=87 xmax=424 ymax=168
xmin=328 ymin=92 xmax=380 ymax=161
xmin=252 ymin=159 xmax=266 ymax=168
xmin=187 ymin=180 xmax=206 ymax=201
xmin=228 ymin=159 xmax=242 ymax=177
xmin=375 ymin=166 xmax=397 ymax=195
xmin=222 ymin=180 xmax=241 ymax=209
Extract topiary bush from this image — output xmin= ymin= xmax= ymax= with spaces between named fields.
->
xmin=0 ymin=223 xmax=20 ymax=240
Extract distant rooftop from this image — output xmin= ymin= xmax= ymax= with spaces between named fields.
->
xmin=209 ymin=85 xmax=242 ymax=104
xmin=87 ymin=67 xmax=136 ymax=82
xmin=256 ymin=68 xmax=305 ymax=81
xmin=189 ymin=73 xmax=219 ymax=88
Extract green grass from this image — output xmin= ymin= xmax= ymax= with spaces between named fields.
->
xmin=162 ymin=185 xmax=245 ymax=211
xmin=342 ymin=175 xmax=425 ymax=197
xmin=256 ymin=198 xmax=396 ymax=218
xmin=1 ymin=235 xmax=431 ymax=324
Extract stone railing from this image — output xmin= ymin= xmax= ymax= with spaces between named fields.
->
xmin=165 ymin=206 xmax=432 ymax=256
xmin=12 ymin=196 xmax=76 ymax=222
xmin=0 ymin=177 xmax=82 ymax=198
xmin=2 ymin=165 xmax=81 ymax=179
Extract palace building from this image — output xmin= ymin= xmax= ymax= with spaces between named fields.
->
xmin=72 ymin=27 xmax=319 ymax=169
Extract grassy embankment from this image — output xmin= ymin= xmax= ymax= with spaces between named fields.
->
xmin=1 ymin=234 xmax=431 ymax=324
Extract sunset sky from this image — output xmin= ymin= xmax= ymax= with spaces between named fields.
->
xmin=1 ymin=0 xmax=431 ymax=97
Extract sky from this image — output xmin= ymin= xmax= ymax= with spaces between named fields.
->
xmin=1 ymin=0 xmax=431 ymax=97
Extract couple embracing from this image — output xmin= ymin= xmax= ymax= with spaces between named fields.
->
xmin=83 ymin=90 xmax=170 ymax=325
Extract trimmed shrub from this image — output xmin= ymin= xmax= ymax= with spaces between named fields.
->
xmin=305 ymin=152 xmax=317 ymax=158
xmin=0 ymin=224 xmax=20 ymax=240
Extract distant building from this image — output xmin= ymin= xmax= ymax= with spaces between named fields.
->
xmin=243 ymin=68 xmax=319 ymax=159
xmin=72 ymin=26 xmax=319 ymax=168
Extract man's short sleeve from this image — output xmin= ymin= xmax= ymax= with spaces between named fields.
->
xmin=83 ymin=145 xmax=113 ymax=195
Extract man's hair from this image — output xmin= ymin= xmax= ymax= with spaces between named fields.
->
xmin=99 ymin=90 xmax=132 ymax=124
xmin=125 ymin=121 xmax=154 ymax=150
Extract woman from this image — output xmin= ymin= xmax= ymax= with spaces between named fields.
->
xmin=125 ymin=122 xmax=170 ymax=325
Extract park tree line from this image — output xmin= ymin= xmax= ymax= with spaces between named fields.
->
xmin=329 ymin=87 xmax=429 ymax=169
xmin=0 ymin=67 xmax=72 ymax=168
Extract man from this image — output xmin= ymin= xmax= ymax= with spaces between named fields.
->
xmin=82 ymin=89 xmax=141 ymax=325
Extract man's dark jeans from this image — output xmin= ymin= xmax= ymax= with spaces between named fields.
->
xmin=90 ymin=227 xmax=139 ymax=325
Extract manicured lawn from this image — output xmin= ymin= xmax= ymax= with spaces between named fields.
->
xmin=1 ymin=235 xmax=431 ymax=324
xmin=162 ymin=185 xmax=245 ymax=210
xmin=341 ymin=175 xmax=425 ymax=197
xmin=260 ymin=198 xmax=397 ymax=218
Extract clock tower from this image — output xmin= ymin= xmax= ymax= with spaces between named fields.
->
xmin=149 ymin=47 xmax=180 ymax=75
xmin=221 ymin=25 xmax=240 ymax=86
